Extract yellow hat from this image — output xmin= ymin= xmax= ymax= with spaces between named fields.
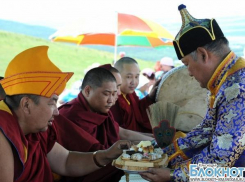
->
xmin=0 ymin=46 xmax=73 ymax=97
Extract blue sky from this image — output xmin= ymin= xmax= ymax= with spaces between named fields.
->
xmin=1 ymin=0 xmax=245 ymax=31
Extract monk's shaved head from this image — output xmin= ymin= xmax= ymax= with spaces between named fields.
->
xmin=81 ymin=67 xmax=116 ymax=90
xmin=109 ymin=67 xmax=120 ymax=74
xmin=114 ymin=57 xmax=138 ymax=72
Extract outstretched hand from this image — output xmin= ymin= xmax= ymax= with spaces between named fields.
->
xmin=149 ymin=79 xmax=161 ymax=102
xmin=106 ymin=140 xmax=131 ymax=160
xmin=139 ymin=167 xmax=171 ymax=182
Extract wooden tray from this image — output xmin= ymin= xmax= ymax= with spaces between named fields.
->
xmin=112 ymin=154 xmax=168 ymax=172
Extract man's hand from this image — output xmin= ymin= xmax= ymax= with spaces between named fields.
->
xmin=105 ymin=140 xmax=131 ymax=160
xmin=48 ymin=141 xmax=131 ymax=177
xmin=94 ymin=140 xmax=131 ymax=167
xmin=139 ymin=167 xmax=171 ymax=182
xmin=148 ymin=79 xmax=161 ymax=102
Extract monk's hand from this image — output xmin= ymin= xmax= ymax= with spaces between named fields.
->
xmin=139 ymin=167 xmax=171 ymax=182
xmin=148 ymin=79 xmax=161 ymax=102
xmin=95 ymin=140 xmax=131 ymax=167
xmin=106 ymin=140 xmax=131 ymax=160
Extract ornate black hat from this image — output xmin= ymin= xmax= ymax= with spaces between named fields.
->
xmin=173 ymin=4 xmax=224 ymax=59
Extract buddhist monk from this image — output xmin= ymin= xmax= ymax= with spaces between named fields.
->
xmin=0 ymin=46 xmax=130 ymax=182
xmin=99 ymin=64 xmax=121 ymax=103
xmin=111 ymin=57 xmax=160 ymax=133
xmin=54 ymin=67 xmax=154 ymax=182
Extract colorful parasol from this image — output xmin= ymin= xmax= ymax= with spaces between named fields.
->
xmin=50 ymin=13 xmax=174 ymax=48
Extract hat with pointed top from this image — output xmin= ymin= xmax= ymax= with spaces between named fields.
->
xmin=173 ymin=4 xmax=224 ymax=59
xmin=0 ymin=46 xmax=73 ymax=97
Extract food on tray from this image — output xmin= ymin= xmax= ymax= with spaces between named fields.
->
xmin=112 ymin=141 xmax=168 ymax=171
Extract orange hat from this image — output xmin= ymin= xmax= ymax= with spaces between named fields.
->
xmin=0 ymin=46 xmax=73 ymax=97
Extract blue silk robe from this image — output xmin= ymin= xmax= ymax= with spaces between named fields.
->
xmin=163 ymin=52 xmax=245 ymax=181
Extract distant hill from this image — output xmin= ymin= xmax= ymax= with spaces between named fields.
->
xmin=0 ymin=19 xmax=56 ymax=40
xmin=0 ymin=17 xmax=244 ymax=61
xmin=0 ymin=30 xmax=155 ymax=88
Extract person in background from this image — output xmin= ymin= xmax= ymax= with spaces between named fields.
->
xmin=111 ymin=57 xmax=160 ymax=133
xmin=0 ymin=46 xmax=130 ymax=182
xmin=58 ymin=63 xmax=101 ymax=106
xmin=135 ymin=75 xmax=150 ymax=99
xmin=119 ymin=51 xmax=126 ymax=58
xmin=140 ymin=4 xmax=245 ymax=182
xmin=154 ymin=60 xmax=161 ymax=72
xmin=58 ymin=79 xmax=83 ymax=105
xmin=154 ymin=71 xmax=164 ymax=80
xmin=54 ymin=67 xmax=153 ymax=182
xmin=141 ymin=68 xmax=155 ymax=81
xmin=141 ymin=68 xmax=156 ymax=92
xmin=160 ymin=57 xmax=175 ymax=72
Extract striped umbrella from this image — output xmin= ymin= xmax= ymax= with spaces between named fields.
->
xmin=50 ymin=13 xmax=174 ymax=60
xmin=50 ymin=13 xmax=173 ymax=47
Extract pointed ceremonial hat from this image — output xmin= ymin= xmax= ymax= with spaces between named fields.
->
xmin=0 ymin=46 xmax=73 ymax=97
xmin=173 ymin=4 xmax=224 ymax=59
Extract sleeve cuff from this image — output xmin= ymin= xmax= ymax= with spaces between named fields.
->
xmin=173 ymin=160 xmax=191 ymax=182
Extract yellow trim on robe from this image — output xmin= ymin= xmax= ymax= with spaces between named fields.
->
xmin=23 ymin=144 xmax=28 ymax=163
xmin=168 ymin=139 xmax=189 ymax=162
xmin=207 ymin=53 xmax=245 ymax=108
xmin=0 ymin=100 xmax=28 ymax=163
xmin=207 ymin=52 xmax=235 ymax=91
xmin=122 ymin=93 xmax=130 ymax=105
xmin=0 ymin=100 xmax=12 ymax=115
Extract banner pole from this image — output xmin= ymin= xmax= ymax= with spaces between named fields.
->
xmin=113 ymin=11 xmax=118 ymax=64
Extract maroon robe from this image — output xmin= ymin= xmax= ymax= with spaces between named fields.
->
xmin=0 ymin=101 xmax=56 ymax=182
xmin=110 ymin=92 xmax=153 ymax=133
xmin=54 ymin=92 xmax=123 ymax=182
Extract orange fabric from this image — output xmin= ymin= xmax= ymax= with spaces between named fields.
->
xmin=173 ymin=131 xmax=186 ymax=141
xmin=168 ymin=139 xmax=189 ymax=162
xmin=82 ymin=33 xmax=115 ymax=45
xmin=168 ymin=132 xmax=187 ymax=162
xmin=0 ymin=46 xmax=73 ymax=97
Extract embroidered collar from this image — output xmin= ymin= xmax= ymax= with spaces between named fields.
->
xmin=207 ymin=51 xmax=237 ymax=93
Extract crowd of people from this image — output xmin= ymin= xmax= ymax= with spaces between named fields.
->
xmin=0 ymin=4 xmax=244 ymax=182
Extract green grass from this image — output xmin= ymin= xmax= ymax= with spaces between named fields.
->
xmin=0 ymin=31 xmax=155 ymax=88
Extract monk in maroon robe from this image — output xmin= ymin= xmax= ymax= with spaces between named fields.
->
xmin=111 ymin=91 xmax=153 ymax=133
xmin=111 ymin=57 xmax=160 ymax=133
xmin=0 ymin=46 xmax=130 ymax=182
xmin=0 ymin=101 xmax=57 ymax=181
xmin=55 ymin=67 xmax=153 ymax=182
xmin=55 ymin=95 xmax=123 ymax=182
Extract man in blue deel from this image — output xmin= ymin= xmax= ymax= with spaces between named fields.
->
xmin=140 ymin=4 xmax=245 ymax=182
